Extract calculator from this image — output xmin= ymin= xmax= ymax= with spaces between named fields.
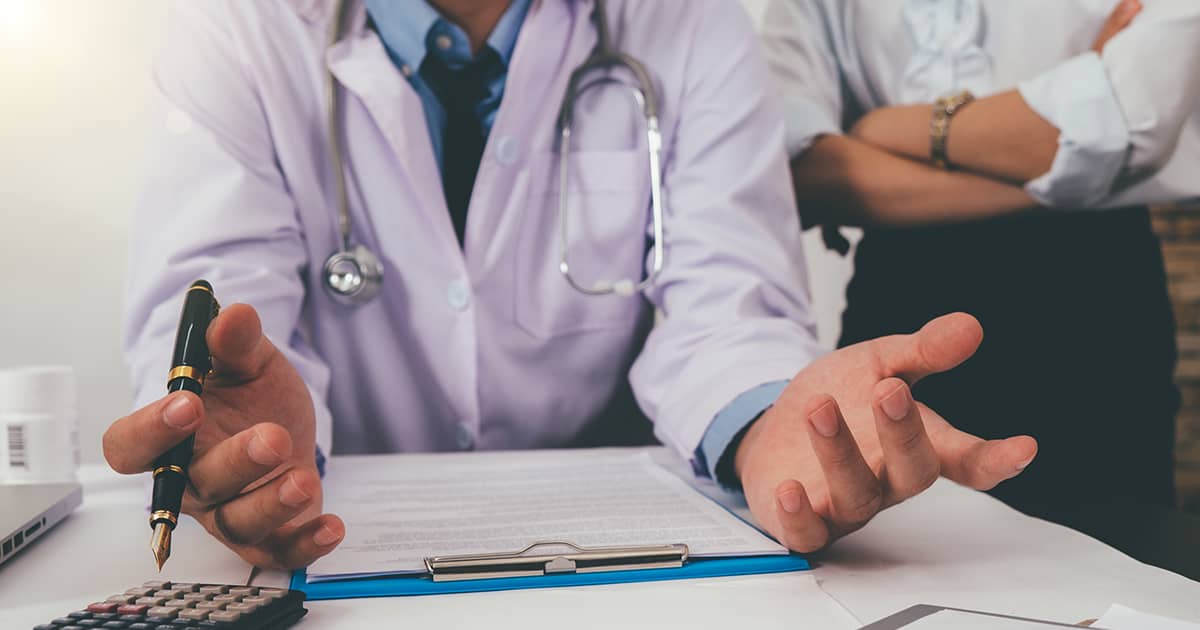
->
xmin=31 ymin=581 xmax=307 ymax=629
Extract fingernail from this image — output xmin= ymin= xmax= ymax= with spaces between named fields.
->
xmin=1015 ymin=456 xmax=1035 ymax=472
xmin=313 ymin=525 xmax=341 ymax=547
xmin=279 ymin=475 xmax=311 ymax=507
xmin=880 ymin=386 xmax=910 ymax=421
xmin=162 ymin=396 xmax=198 ymax=429
xmin=247 ymin=430 xmax=284 ymax=466
xmin=809 ymin=402 xmax=839 ymax=438
xmin=778 ymin=490 xmax=803 ymax=514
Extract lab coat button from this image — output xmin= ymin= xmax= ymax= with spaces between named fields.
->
xmin=494 ymin=136 xmax=519 ymax=165
xmin=435 ymin=34 xmax=453 ymax=51
xmin=455 ymin=423 xmax=474 ymax=450
xmin=447 ymin=278 xmax=470 ymax=311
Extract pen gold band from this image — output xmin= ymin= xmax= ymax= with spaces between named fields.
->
xmin=154 ymin=465 xmax=185 ymax=478
xmin=167 ymin=365 xmax=205 ymax=385
xmin=189 ymin=284 xmax=213 ymax=295
xmin=150 ymin=510 xmax=178 ymax=527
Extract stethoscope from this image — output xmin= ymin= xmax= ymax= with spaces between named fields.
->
xmin=322 ymin=0 xmax=665 ymax=306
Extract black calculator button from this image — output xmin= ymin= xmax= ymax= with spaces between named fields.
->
xmin=128 ymin=625 xmax=154 ymax=630
xmin=93 ymin=613 xmax=118 ymax=620
xmin=101 ymin=622 xmax=130 ymax=628
xmin=68 ymin=611 xmax=93 ymax=620
xmin=76 ymin=620 xmax=104 ymax=627
xmin=59 ymin=627 xmax=85 ymax=630
xmin=33 ymin=625 xmax=59 ymax=630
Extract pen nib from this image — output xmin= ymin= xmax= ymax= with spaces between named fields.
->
xmin=151 ymin=522 xmax=172 ymax=572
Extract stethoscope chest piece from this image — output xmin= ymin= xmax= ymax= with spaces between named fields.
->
xmin=323 ymin=244 xmax=384 ymax=306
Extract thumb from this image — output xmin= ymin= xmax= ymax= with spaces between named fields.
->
xmin=207 ymin=303 xmax=280 ymax=384
xmin=880 ymin=312 xmax=984 ymax=384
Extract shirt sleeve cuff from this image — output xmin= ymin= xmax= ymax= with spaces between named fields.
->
xmin=1018 ymin=51 xmax=1131 ymax=208
xmin=782 ymin=99 xmax=843 ymax=157
xmin=695 ymin=380 xmax=789 ymax=489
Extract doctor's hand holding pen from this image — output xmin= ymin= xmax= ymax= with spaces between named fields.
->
xmin=103 ymin=304 xmax=344 ymax=570
xmin=733 ymin=313 xmax=1038 ymax=553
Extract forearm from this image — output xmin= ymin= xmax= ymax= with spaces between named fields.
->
xmin=849 ymin=91 xmax=1060 ymax=184
xmin=792 ymin=135 xmax=1038 ymax=228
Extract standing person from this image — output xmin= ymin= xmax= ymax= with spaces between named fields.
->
xmin=103 ymin=0 xmax=1037 ymax=568
xmin=763 ymin=0 xmax=1199 ymax=515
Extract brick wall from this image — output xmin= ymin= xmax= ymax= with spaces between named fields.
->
xmin=1151 ymin=204 xmax=1200 ymax=512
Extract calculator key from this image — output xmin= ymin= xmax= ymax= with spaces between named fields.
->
xmin=119 ymin=615 xmax=144 ymax=622
xmin=106 ymin=595 xmax=136 ymax=604
xmin=177 ymin=609 xmax=208 ymax=621
xmin=258 ymin=588 xmax=287 ymax=598
xmin=117 ymin=605 xmax=149 ymax=616
xmin=194 ymin=601 xmax=223 ymax=611
xmin=70 ymin=610 xmax=94 ymax=619
xmin=227 ymin=586 xmax=257 ymax=597
xmin=224 ymin=602 xmax=257 ymax=613
xmin=171 ymin=583 xmax=198 ymax=593
xmin=181 ymin=593 xmax=211 ymax=602
xmin=154 ymin=589 xmax=184 ymax=599
xmin=33 ymin=625 xmax=58 ymax=630
xmin=93 ymin=613 xmax=118 ymax=620
xmin=101 ymin=622 xmax=129 ymax=628
xmin=165 ymin=600 xmax=193 ymax=609
xmin=207 ymin=610 xmax=242 ymax=623
xmin=146 ymin=607 xmax=178 ymax=619
xmin=239 ymin=595 xmax=269 ymax=606
xmin=128 ymin=625 xmax=154 ymax=630
xmin=124 ymin=587 xmax=156 ymax=597
xmin=53 ymin=618 xmax=77 ymax=625
xmin=211 ymin=594 xmax=237 ymax=604
xmin=135 ymin=597 xmax=166 ymax=607
xmin=197 ymin=586 xmax=228 ymax=596
xmin=142 ymin=581 xmax=170 ymax=590
xmin=75 ymin=620 xmax=103 ymax=627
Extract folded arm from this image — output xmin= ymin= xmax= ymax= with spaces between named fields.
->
xmin=793 ymin=134 xmax=1036 ymax=228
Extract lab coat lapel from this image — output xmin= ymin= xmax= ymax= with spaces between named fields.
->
xmin=325 ymin=31 xmax=462 ymax=262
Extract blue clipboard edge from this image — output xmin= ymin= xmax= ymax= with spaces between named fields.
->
xmin=291 ymin=554 xmax=810 ymax=600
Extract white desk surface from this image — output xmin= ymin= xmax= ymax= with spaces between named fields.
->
xmin=2 ymin=451 xmax=1199 ymax=629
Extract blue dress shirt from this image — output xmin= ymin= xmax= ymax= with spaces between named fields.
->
xmin=364 ymin=0 xmax=532 ymax=170
xmin=363 ymin=0 xmax=781 ymax=488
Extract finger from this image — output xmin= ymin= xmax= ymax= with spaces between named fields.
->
xmin=878 ymin=313 xmax=984 ymax=385
xmin=804 ymin=395 xmax=883 ymax=527
xmin=873 ymin=379 xmax=939 ymax=504
xmin=923 ymin=409 xmax=1038 ymax=491
xmin=207 ymin=303 xmax=280 ymax=384
xmin=210 ymin=467 xmax=320 ymax=546
xmin=103 ymin=391 xmax=204 ymax=474
xmin=262 ymin=514 xmax=346 ymax=570
xmin=187 ymin=423 xmax=292 ymax=506
xmin=1094 ymin=0 xmax=1141 ymax=52
xmin=773 ymin=479 xmax=830 ymax=553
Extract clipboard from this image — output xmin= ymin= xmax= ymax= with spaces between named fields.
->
xmin=290 ymin=539 xmax=810 ymax=600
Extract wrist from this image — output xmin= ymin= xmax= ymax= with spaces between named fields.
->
xmin=930 ymin=90 xmax=976 ymax=169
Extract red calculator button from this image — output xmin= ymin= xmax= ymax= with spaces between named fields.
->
xmin=117 ymin=604 xmax=149 ymax=615
xmin=87 ymin=602 xmax=119 ymax=613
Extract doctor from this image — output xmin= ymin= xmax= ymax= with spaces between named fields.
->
xmin=103 ymin=0 xmax=1035 ymax=569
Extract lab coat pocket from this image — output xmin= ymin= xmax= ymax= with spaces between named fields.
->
xmin=516 ymin=150 xmax=652 ymax=339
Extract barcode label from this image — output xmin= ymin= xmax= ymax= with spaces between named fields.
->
xmin=7 ymin=424 xmax=27 ymax=470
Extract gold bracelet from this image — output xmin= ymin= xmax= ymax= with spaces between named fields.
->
xmin=930 ymin=90 xmax=976 ymax=170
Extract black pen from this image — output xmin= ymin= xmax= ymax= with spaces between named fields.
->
xmin=150 ymin=280 xmax=219 ymax=571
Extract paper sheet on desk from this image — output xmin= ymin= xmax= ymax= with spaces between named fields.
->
xmin=307 ymin=450 xmax=787 ymax=581
xmin=1096 ymin=604 xmax=1200 ymax=629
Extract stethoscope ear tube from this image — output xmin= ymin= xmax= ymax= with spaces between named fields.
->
xmin=323 ymin=0 xmax=384 ymax=306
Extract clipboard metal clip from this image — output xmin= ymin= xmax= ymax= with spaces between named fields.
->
xmin=425 ymin=541 xmax=690 ymax=582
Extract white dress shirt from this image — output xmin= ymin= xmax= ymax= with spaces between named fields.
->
xmin=762 ymin=0 xmax=1200 ymax=209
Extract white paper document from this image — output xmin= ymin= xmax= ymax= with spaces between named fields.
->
xmin=307 ymin=449 xmax=787 ymax=581
xmin=1096 ymin=604 xmax=1200 ymax=630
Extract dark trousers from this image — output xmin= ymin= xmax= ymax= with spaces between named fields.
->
xmin=839 ymin=207 xmax=1179 ymax=513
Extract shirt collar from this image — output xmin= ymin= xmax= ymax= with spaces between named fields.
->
xmin=364 ymin=0 xmax=532 ymax=74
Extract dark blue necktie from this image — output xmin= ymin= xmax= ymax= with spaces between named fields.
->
xmin=421 ymin=49 xmax=502 ymax=247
